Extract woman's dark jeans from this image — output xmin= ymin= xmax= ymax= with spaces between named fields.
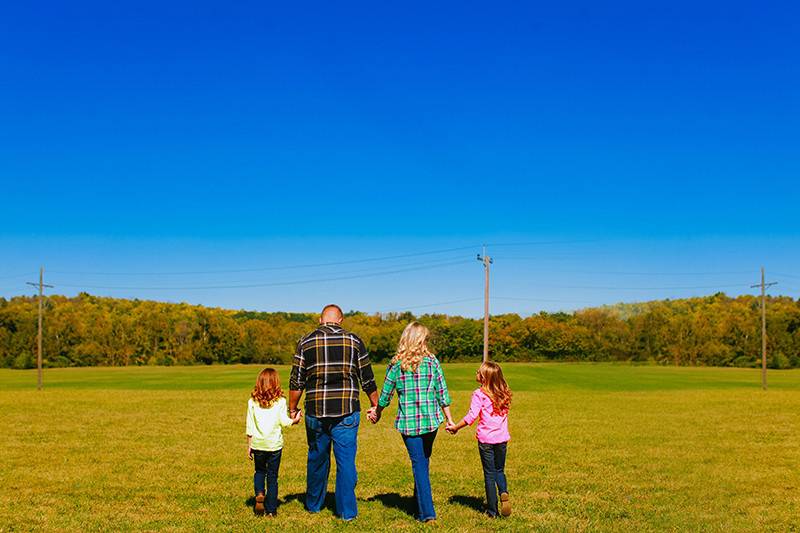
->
xmin=478 ymin=441 xmax=508 ymax=517
xmin=253 ymin=448 xmax=282 ymax=514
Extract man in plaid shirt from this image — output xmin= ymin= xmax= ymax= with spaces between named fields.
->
xmin=289 ymin=304 xmax=378 ymax=521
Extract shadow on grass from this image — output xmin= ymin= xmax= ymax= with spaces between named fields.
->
xmin=448 ymin=494 xmax=485 ymax=514
xmin=282 ymin=492 xmax=337 ymax=513
xmin=366 ymin=492 xmax=417 ymax=517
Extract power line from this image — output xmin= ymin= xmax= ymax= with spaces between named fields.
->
xmin=44 ymin=240 xmax=606 ymax=277
xmin=0 ymin=272 xmax=36 ymax=280
xmin=526 ymin=283 xmax=752 ymax=291
xmin=494 ymin=296 xmax=595 ymax=304
xmin=373 ymin=298 xmax=485 ymax=313
xmin=772 ymin=272 xmax=800 ymax=279
xmin=46 ymin=245 xmax=479 ymax=276
xmin=492 ymin=263 xmax=758 ymax=276
xmin=51 ymin=259 xmax=472 ymax=290
xmin=52 ymin=256 xmax=466 ymax=284
xmin=486 ymin=239 xmax=598 ymax=247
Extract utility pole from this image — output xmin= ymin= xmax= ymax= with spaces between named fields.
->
xmin=477 ymin=246 xmax=493 ymax=362
xmin=26 ymin=267 xmax=53 ymax=391
xmin=750 ymin=267 xmax=777 ymax=391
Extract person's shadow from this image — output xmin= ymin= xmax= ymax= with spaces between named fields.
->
xmin=280 ymin=492 xmax=337 ymax=512
xmin=366 ymin=492 xmax=417 ymax=517
xmin=244 ymin=493 xmax=336 ymax=510
xmin=448 ymin=494 xmax=485 ymax=514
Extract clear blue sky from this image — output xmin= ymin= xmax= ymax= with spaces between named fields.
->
xmin=1 ymin=1 xmax=798 ymax=316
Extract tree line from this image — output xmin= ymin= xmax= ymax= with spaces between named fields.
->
xmin=0 ymin=292 xmax=798 ymax=369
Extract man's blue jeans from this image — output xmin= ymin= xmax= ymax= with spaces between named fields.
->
xmin=478 ymin=441 xmax=508 ymax=517
xmin=401 ymin=430 xmax=438 ymax=521
xmin=305 ymin=411 xmax=359 ymax=520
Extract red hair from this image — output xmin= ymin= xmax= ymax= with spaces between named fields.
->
xmin=478 ymin=361 xmax=512 ymax=415
xmin=251 ymin=368 xmax=283 ymax=408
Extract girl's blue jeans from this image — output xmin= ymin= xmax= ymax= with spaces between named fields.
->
xmin=253 ymin=448 xmax=282 ymax=514
xmin=477 ymin=441 xmax=508 ymax=517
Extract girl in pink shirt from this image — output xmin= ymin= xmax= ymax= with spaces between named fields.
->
xmin=447 ymin=361 xmax=512 ymax=518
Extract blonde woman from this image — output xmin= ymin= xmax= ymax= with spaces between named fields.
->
xmin=368 ymin=321 xmax=454 ymax=523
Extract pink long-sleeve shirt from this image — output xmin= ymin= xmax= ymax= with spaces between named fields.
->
xmin=462 ymin=388 xmax=510 ymax=444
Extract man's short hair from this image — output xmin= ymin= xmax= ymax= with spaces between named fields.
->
xmin=321 ymin=304 xmax=344 ymax=319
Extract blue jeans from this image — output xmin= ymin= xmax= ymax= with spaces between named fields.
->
xmin=305 ymin=411 xmax=360 ymax=520
xmin=478 ymin=441 xmax=508 ymax=517
xmin=253 ymin=448 xmax=282 ymax=514
xmin=402 ymin=430 xmax=437 ymax=521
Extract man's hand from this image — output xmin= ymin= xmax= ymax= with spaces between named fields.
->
xmin=366 ymin=406 xmax=380 ymax=424
xmin=292 ymin=409 xmax=303 ymax=425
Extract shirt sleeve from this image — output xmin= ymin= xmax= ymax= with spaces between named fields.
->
xmin=433 ymin=358 xmax=452 ymax=407
xmin=245 ymin=400 xmax=256 ymax=436
xmin=356 ymin=338 xmax=378 ymax=394
xmin=277 ymin=398 xmax=294 ymax=427
xmin=377 ymin=362 xmax=398 ymax=408
xmin=462 ymin=390 xmax=482 ymax=426
xmin=288 ymin=338 xmax=306 ymax=391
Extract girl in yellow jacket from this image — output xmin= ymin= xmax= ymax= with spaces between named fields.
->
xmin=246 ymin=367 xmax=301 ymax=516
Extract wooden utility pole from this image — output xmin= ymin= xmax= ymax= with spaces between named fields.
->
xmin=26 ymin=267 xmax=53 ymax=390
xmin=750 ymin=267 xmax=777 ymax=391
xmin=477 ymin=247 xmax=493 ymax=362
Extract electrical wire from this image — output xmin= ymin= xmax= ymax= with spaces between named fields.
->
xmin=0 ymin=272 xmax=35 ymax=280
xmin=47 ymin=245 xmax=479 ymax=276
xmin=43 ymin=239 xmax=606 ymax=277
xmin=535 ymin=283 xmax=752 ymax=291
xmin=494 ymin=296 xmax=595 ymax=304
xmin=773 ymin=272 xmax=800 ymax=279
xmin=373 ymin=298 xmax=485 ymax=313
xmin=51 ymin=259 xmax=472 ymax=291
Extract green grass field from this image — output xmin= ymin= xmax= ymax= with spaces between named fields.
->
xmin=1 ymin=363 xmax=798 ymax=532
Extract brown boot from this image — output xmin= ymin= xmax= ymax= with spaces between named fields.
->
xmin=254 ymin=493 xmax=265 ymax=515
xmin=499 ymin=492 xmax=511 ymax=517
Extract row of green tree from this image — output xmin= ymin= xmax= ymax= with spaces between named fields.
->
xmin=1 ymin=292 xmax=798 ymax=369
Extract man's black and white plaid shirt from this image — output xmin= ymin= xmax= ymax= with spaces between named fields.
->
xmin=289 ymin=323 xmax=377 ymax=418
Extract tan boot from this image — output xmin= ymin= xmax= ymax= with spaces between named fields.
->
xmin=254 ymin=493 xmax=265 ymax=515
xmin=499 ymin=492 xmax=511 ymax=517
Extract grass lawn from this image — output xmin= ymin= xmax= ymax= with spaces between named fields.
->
xmin=1 ymin=363 xmax=798 ymax=532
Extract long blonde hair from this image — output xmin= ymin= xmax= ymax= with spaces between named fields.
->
xmin=478 ymin=361 xmax=512 ymax=414
xmin=393 ymin=321 xmax=433 ymax=372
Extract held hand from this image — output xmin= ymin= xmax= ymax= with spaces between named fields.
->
xmin=366 ymin=406 xmax=380 ymax=424
xmin=445 ymin=423 xmax=459 ymax=435
xmin=292 ymin=409 xmax=303 ymax=424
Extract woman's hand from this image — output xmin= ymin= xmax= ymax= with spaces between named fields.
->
xmin=248 ymin=447 xmax=254 ymax=460
xmin=367 ymin=406 xmax=382 ymax=424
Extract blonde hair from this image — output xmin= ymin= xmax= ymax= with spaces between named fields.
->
xmin=477 ymin=361 xmax=512 ymax=414
xmin=393 ymin=321 xmax=433 ymax=372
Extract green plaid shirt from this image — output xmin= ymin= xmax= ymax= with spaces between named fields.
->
xmin=378 ymin=355 xmax=451 ymax=436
